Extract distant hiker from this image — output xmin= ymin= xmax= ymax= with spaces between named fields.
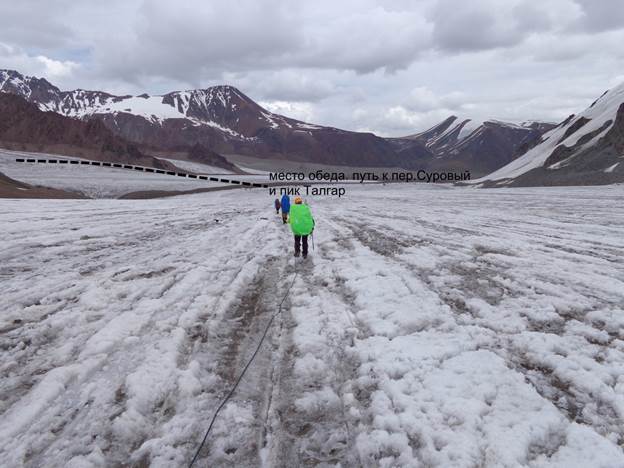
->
xmin=280 ymin=194 xmax=291 ymax=224
xmin=289 ymin=196 xmax=315 ymax=258
xmin=274 ymin=198 xmax=281 ymax=214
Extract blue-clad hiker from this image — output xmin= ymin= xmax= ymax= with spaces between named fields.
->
xmin=280 ymin=194 xmax=291 ymax=224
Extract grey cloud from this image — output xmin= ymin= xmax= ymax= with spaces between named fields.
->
xmin=403 ymin=86 xmax=467 ymax=112
xmin=428 ymin=0 xmax=557 ymax=52
xmin=518 ymin=29 xmax=624 ymax=63
xmin=92 ymin=0 xmax=303 ymax=83
xmin=573 ymin=0 xmax=624 ymax=32
xmin=0 ymin=0 xmax=75 ymax=49
xmin=91 ymin=0 xmax=433 ymax=82
xmin=229 ymin=70 xmax=337 ymax=102
xmin=294 ymin=6 xmax=433 ymax=73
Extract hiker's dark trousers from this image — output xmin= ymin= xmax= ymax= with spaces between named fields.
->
xmin=294 ymin=235 xmax=308 ymax=256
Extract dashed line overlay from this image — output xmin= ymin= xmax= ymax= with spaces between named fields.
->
xmin=14 ymin=158 xmax=268 ymax=188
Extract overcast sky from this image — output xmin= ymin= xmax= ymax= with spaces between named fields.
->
xmin=1 ymin=0 xmax=624 ymax=136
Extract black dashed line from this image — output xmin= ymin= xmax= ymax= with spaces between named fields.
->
xmin=13 ymin=158 xmax=264 ymax=189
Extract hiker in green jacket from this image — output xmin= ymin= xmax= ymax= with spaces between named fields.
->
xmin=289 ymin=196 xmax=315 ymax=258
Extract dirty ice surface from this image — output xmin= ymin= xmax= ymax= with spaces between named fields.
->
xmin=1 ymin=184 xmax=623 ymax=467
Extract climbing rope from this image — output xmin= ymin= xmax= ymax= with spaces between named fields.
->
xmin=188 ymin=260 xmax=299 ymax=467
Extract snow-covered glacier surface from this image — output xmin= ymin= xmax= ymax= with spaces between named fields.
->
xmin=1 ymin=184 xmax=623 ymax=467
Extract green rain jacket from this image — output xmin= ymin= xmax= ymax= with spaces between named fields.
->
xmin=289 ymin=203 xmax=315 ymax=235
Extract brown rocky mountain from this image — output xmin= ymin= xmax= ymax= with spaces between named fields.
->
xmin=0 ymin=93 xmax=176 ymax=170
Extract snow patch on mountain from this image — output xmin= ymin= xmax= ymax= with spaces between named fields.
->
xmin=605 ymin=162 xmax=620 ymax=173
xmin=91 ymin=96 xmax=184 ymax=122
xmin=456 ymin=119 xmax=484 ymax=141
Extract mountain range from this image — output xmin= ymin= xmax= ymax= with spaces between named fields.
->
xmin=0 ymin=69 xmax=548 ymax=176
xmin=0 ymin=70 xmax=420 ymax=170
xmin=1 ymin=69 xmax=623 ymax=185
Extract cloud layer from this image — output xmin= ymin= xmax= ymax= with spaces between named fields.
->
xmin=1 ymin=0 xmax=623 ymax=135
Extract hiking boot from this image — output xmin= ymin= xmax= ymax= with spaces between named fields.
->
xmin=294 ymin=251 xmax=300 ymax=257
xmin=302 ymin=254 xmax=307 ymax=259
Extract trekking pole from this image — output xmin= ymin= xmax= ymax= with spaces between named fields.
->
xmin=311 ymin=232 xmax=315 ymax=251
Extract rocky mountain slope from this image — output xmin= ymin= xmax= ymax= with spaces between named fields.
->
xmin=0 ymin=93 xmax=175 ymax=170
xmin=388 ymin=117 xmax=555 ymax=177
xmin=473 ymin=82 xmax=624 ymax=186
